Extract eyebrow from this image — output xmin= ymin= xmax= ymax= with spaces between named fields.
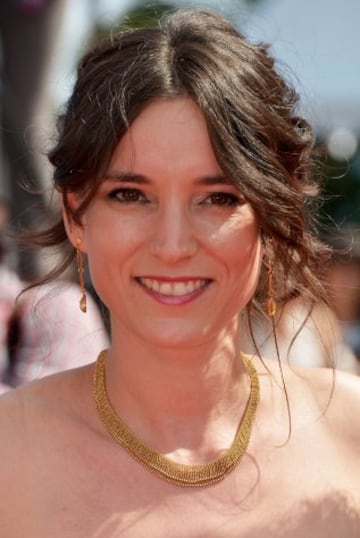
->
xmin=104 ymin=171 xmax=233 ymax=186
xmin=104 ymin=172 xmax=150 ymax=184
xmin=195 ymin=175 xmax=233 ymax=186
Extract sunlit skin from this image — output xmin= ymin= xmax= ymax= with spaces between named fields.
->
xmin=65 ymin=97 xmax=263 ymax=451
xmin=0 ymin=98 xmax=360 ymax=538
xmin=76 ymin=98 xmax=262 ymax=349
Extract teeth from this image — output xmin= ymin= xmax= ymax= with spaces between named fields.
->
xmin=152 ymin=280 xmax=160 ymax=292
xmin=139 ymin=278 xmax=207 ymax=296
xmin=161 ymin=282 xmax=172 ymax=295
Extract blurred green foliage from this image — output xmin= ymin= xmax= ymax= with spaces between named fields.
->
xmin=118 ymin=3 xmax=174 ymax=28
xmin=91 ymin=3 xmax=173 ymax=44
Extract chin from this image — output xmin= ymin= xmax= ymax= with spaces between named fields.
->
xmin=137 ymin=320 xmax=214 ymax=350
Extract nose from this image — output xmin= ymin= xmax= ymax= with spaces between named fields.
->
xmin=149 ymin=203 xmax=198 ymax=264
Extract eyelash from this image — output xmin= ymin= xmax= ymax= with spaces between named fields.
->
xmin=108 ymin=188 xmax=148 ymax=204
xmin=108 ymin=188 xmax=243 ymax=207
xmin=201 ymin=192 xmax=243 ymax=207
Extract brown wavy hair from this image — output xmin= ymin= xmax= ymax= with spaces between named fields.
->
xmin=36 ymin=8 xmax=331 ymax=321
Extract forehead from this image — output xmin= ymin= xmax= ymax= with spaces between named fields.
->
xmin=106 ymin=98 xmax=224 ymax=177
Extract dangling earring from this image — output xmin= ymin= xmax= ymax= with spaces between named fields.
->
xmin=76 ymin=238 xmax=87 ymax=313
xmin=267 ymin=258 xmax=277 ymax=317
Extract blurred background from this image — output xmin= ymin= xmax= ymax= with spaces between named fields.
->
xmin=0 ymin=0 xmax=359 ymax=389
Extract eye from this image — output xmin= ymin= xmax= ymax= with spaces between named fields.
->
xmin=204 ymin=192 xmax=243 ymax=207
xmin=108 ymin=188 xmax=148 ymax=204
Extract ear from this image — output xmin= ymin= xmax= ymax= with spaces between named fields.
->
xmin=62 ymin=193 xmax=86 ymax=251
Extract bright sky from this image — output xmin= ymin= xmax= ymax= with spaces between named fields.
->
xmin=244 ymin=0 xmax=360 ymax=133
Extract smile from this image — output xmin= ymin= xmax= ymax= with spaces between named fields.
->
xmin=137 ymin=278 xmax=210 ymax=297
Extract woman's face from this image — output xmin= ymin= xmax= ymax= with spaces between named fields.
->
xmin=69 ymin=98 xmax=262 ymax=348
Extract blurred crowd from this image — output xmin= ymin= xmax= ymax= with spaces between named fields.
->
xmin=0 ymin=0 xmax=359 ymax=392
xmin=0 ymin=0 xmax=110 ymax=393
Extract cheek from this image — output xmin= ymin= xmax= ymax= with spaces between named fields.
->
xmin=213 ymin=220 xmax=263 ymax=309
xmin=208 ymin=215 xmax=262 ymax=275
xmin=230 ymin=232 xmax=262 ymax=293
xmin=83 ymin=210 xmax=145 ymax=257
xmin=82 ymin=212 xmax=145 ymax=299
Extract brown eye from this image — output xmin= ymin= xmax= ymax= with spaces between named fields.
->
xmin=207 ymin=192 xmax=240 ymax=206
xmin=109 ymin=188 xmax=147 ymax=203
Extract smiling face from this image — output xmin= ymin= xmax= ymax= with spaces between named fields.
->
xmin=66 ymin=98 xmax=263 ymax=348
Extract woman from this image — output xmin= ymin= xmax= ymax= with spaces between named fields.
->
xmin=0 ymin=9 xmax=359 ymax=537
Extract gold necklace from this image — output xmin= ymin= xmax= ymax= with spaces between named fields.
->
xmin=93 ymin=350 xmax=260 ymax=487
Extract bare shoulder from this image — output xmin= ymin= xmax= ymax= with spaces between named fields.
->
xmin=0 ymin=387 xmax=26 ymax=468
xmin=0 ymin=363 xmax=93 ymax=425
xmin=0 ymin=366 xmax=94 ymax=532
xmin=0 ymin=365 xmax=93 ymax=478
xmin=258 ymin=356 xmax=360 ymax=440
xmin=288 ymin=364 xmax=360 ymax=449
xmin=315 ymin=367 xmax=360 ymax=438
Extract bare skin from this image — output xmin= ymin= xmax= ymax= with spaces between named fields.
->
xmin=0 ymin=356 xmax=359 ymax=537
xmin=1 ymin=98 xmax=359 ymax=536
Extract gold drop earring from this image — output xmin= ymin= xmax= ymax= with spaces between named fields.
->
xmin=267 ymin=257 xmax=277 ymax=317
xmin=76 ymin=238 xmax=87 ymax=313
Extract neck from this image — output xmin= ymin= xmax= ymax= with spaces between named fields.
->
xmin=93 ymin=349 xmax=259 ymax=482
xmin=99 ymin=319 xmax=253 ymax=459
xmin=108 ymin=323 xmax=248 ymax=412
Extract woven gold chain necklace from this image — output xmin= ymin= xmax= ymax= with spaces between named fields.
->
xmin=93 ymin=349 xmax=260 ymax=487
